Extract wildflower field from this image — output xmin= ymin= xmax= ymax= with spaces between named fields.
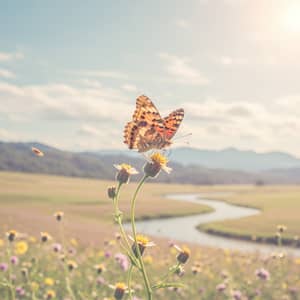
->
xmin=1 ymin=171 xmax=300 ymax=299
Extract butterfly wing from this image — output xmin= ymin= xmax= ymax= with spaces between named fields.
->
xmin=124 ymin=95 xmax=163 ymax=150
xmin=163 ymin=108 xmax=184 ymax=139
xmin=124 ymin=95 xmax=184 ymax=152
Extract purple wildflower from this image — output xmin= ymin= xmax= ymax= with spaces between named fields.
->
xmin=0 ymin=263 xmax=8 ymax=272
xmin=52 ymin=243 xmax=62 ymax=253
xmin=216 ymin=283 xmax=227 ymax=292
xmin=10 ymin=256 xmax=19 ymax=265
xmin=104 ymin=250 xmax=112 ymax=258
xmin=255 ymin=268 xmax=270 ymax=280
xmin=16 ymin=286 xmax=26 ymax=296
xmin=115 ymin=253 xmax=129 ymax=271
xmin=232 ymin=290 xmax=242 ymax=300
xmin=96 ymin=276 xmax=105 ymax=285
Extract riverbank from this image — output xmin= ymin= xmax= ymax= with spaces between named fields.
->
xmin=195 ymin=186 xmax=300 ymax=248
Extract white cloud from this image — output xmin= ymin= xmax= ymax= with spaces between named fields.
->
xmin=181 ymin=97 xmax=300 ymax=154
xmin=159 ymin=53 xmax=210 ymax=85
xmin=0 ymin=128 xmax=19 ymax=140
xmin=0 ymin=81 xmax=132 ymax=123
xmin=77 ymin=124 xmax=102 ymax=136
xmin=0 ymin=69 xmax=15 ymax=79
xmin=0 ymin=51 xmax=24 ymax=62
xmin=176 ymin=19 xmax=190 ymax=29
xmin=72 ymin=69 xmax=128 ymax=79
xmin=121 ymin=84 xmax=138 ymax=92
xmin=218 ymin=56 xmax=248 ymax=66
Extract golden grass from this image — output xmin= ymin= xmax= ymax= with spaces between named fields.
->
xmin=1 ymin=171 xmax=300 ymax=246
xmin=0 ymin=171 xmax=212 ymax=244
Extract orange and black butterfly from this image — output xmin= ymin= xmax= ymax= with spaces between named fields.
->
xmin=124 ymin=95 xmax=184 ymax=152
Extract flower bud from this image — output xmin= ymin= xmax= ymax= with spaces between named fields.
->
xmin=114 ymin=282 xmax=126 ymax=299
xmin=107 ymin=186 xmax=117 ymax=199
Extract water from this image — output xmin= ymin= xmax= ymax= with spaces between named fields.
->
xmin=125 ymin=193 xmax=300 ymax=256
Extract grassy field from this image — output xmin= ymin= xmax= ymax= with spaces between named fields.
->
xmin=1 ymin=172 xmax=300 ymax=246
xmin=0 ymin=171 xmax=213 ymax=245
xmin=1 ymin=171 xmax=300 ymax=299
xmin=199 ymin=185 xmax=300 ymax=246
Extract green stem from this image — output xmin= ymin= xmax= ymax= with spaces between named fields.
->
xmin=130 ymin=175 xmax=152 ymax=300
xmin=160 ymin=262 xmax=181 ymax=283
xmin=127 ymin=265 xmax=133 ymax=300
xmin=59 ymin=222 xmax=76 ymax=300
xmin=114 ymin=183 xmax=132 ymax=251
xmin=113 ymin=183 xmax=139 ymax=267
xmin=6 ymin=246 xmax=15 ymax=300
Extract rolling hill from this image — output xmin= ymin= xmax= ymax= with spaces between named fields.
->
xmin=0 ymin=141 xmax=299 ymax=184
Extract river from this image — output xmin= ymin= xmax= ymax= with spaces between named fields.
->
xmin=125 ymin=193 xmax=300 ymax=256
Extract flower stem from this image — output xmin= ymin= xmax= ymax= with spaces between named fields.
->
xmin=130 ymin=175 xmax=152 ymax=300
xmin=59 ymin=222 xmax=76 ymax=300
xmin=114 ymin=183 xmax=132 ymax=251
xmin=127 ymin=265 xmax=133 ymax=300
xmin=6 ymin=246 xmax=15 ymax=300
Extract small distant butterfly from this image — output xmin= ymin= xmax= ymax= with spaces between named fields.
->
xmin=31 ymin=147 xmax=44 ymax=157
xmin=124 ymin=95 xmax=184 ymax=152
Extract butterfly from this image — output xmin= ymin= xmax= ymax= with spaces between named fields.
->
xmin=124 ymin=95 xmax=184 ymax=152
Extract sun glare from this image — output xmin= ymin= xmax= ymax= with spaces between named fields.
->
xmin=283 ymin=2 xmax=300 ymax=33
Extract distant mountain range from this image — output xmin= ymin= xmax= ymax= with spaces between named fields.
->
xmin=1 ymin=141 xmax=300 ymax=184
xmin=96 ymin=147 xmax=300 ymax=172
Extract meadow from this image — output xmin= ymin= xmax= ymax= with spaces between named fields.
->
xmin=0 ymin=171 xmax=300 ymax=299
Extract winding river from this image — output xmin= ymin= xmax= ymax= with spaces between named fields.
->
xmin=125 ymin=193 xmax=300 ymax=256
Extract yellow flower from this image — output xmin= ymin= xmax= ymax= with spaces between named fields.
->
xmin=114 ymin=163 xmax=139 ymax=184
xmin=40 ymin=232 xmax=52 ymax=243
xmin=70 ymin=238 xmax=78 ymax=247
xmin=144 ymin=255 xmax=153 ymax=265
xmin=67 ymin=260 xmax=78 ymax=271
xmin=44 ymin=277 xmax=54 ymax=286
xmin=15 ymin=241 xmax=28 ymax=255
xmin=129 ymin=234 xmax=155 ymax=257
xmin=0 ymin=239 xmax=4 ymax=248
xmin=94 ymin=263 xmax=106 ymax=274
xmin=6 ymin=230 xmax=18 ymax=242
xmin=29 ymin=236 xmax=37 ymax=243
xmin=277 ymin=224 xmax=287 ymax=233
xmin=174 ymin=245 xmax=191 ymax=264
xmin=31 ymin=282 xmax=39 ymax=292
xmin=111 ymin=282 xmax=127 ymax=300
xmin=54 ymin=211 xmax=64 ymax=221
xmin=45 ymin=289 xmax=56 ymax=299
xmin=144 ymin=152 xmax=172 ymax=177
xmin=295 ymin=258 xmax=300 ymax=265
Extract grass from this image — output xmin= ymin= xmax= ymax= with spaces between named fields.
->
xmin=199 ymin=186 xmax=300 ymax=246
xmin=1 ymin=172 xmax=300 ymax=246
xmin=0 ymin=171 xmax=300 ymax=299
xmin=0 ymin=171 xmax=212 ymax=244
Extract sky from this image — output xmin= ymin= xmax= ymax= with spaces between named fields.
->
xmin=1 ymin=0 xmax=300 ymax=156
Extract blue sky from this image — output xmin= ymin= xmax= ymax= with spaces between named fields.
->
xmin=1 ymin=0 xmax=300 ymax=155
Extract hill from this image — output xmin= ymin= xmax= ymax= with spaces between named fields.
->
xmin=0 ymin=141 xmax=299 ymax=184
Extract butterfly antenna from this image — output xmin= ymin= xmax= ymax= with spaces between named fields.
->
xmin=172 ymin=132 xmax=192 ymax=141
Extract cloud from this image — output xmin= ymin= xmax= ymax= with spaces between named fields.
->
xmin=121 ymin=84 xmax=138 ymax=92
xmin=72 ymin=69 xmax=128 ymax=79
xmin=218 ymin=56 xmax=248 ymax=66
xmin=0 ymin=69 xmax=15 ymax=79
xmin=77 ymin=124 xmax=102 ymax=137
xmin=0 ymin=51 xmax=24 ymax=62
xmin=180 ymin=97 xmax=300 ymax=154
xmin=0 ymin=81 xmax=133 ymax=123
xmin=176 ymin=19 xmax=190 ymax=29
xmin=0 ymin=128 xmax=19 ymax=140
xmin=159 ymin=53 xmax=210 ymax=85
